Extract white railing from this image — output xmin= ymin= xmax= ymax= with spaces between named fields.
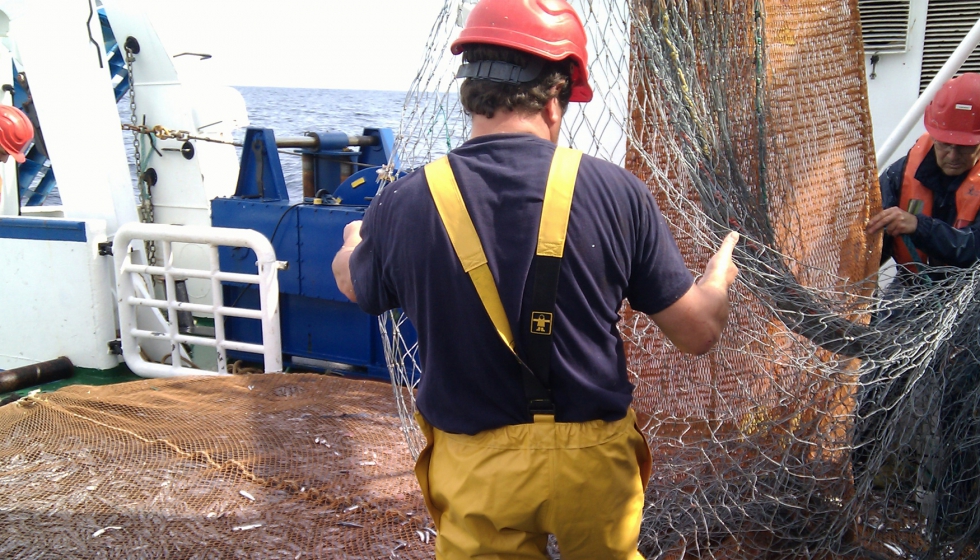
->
xmin=113 ymin=223 xmax=285 ymax=378
xmin=875 ymin=16 xmax=980 ymax=165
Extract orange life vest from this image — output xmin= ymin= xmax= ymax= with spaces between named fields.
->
xmin=893 ymin=134 xmax=980 ymax=268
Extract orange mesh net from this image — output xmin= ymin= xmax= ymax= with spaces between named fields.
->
xmin=622 ymin=0 xmax=877 ymax=547
xmin=0 ymin=375 xmax=435 ymax=558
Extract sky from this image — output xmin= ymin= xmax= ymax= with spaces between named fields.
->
xmin=138 ymin=0 xmax=450 ymax=91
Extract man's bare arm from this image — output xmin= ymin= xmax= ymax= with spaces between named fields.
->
xmin=651 ymin=232 xmax=739 ymax=355
xmin=332 ymin=220 xmax=363 ymax=302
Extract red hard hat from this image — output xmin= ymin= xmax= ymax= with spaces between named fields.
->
xmin=924 ymin=73 xmax=980 ymax=146
xmin=451 ymin=0 xmax=593 ymax=103
xmin=0 ymin=105 xmax=33 ymax=163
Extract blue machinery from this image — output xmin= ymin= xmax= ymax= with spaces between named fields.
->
xmin=211 ymin=127 xmax=415 ymax=381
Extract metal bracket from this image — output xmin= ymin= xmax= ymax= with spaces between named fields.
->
xmin=98 ymin=242 xmax=113 ymax=256
xmin=124 ymin=36 xmax=141 ymax=55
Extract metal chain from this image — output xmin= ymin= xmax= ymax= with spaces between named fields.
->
xmin=120 ymin=123 xmax=241 ymax=147
xmin=125 ymin=46 xmax=156 ymax=266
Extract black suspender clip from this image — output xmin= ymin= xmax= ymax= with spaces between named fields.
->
xmin=527 ymin=398 xmax=556 ymax=415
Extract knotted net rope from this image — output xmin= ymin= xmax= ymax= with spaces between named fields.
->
xmin=386 ymin=0 xmax=980 ymax=557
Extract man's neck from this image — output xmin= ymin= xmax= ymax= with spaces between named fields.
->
xmin=471 ymin=110 xmax=550 ymax=140
xmin=470 ymin=107 xmax=558 ymax=143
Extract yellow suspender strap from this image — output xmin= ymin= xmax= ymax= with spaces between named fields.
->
xmin=538 ymin=148 xmax=582 ymax=258
xmin=424 ymin=147 xmax=582 ymax=354
xmin=425 ymin=156 xmax=517 ymax=351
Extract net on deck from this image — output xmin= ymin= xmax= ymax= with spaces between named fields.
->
xmin=0 ymin=374 xmax=435 ymax=558
xmin=387 ymin=0 xmax=980 ymax=557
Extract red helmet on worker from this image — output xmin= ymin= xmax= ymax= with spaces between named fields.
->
xmin=924 ymin=73 xmax=980 ymax=146
xmin=0 ymin=105 xmax=33 ymax=163
xmin=451 ymin=0 xmax=593 ymax=103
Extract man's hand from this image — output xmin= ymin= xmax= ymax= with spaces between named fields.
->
xmin=699 ymin=231 xmax=740 ymax=292
xmin=340 ymin=220 xmax=363 ymax=249
xmin=651 ymin=232 xmax=739 ymax=355
xmin=332 ymin=220 xmax=363 ymax=302
xmin=867 ymin=207 xmax=918 ymax=236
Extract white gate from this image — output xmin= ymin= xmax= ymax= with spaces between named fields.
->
xmin=113 ymin=223 xmax=285 ymax=378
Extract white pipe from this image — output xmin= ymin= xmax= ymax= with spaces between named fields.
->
xmin=162 ymin=240 xmax=182 ymax=374
xmin=126 ymin=329 xmax=267 ymax=355
xmin=126 ymin=297 xmax=265 ymax=320
xmin=256 ymin=244 xmax=284 ymax=374
xmin=875 ymin=16 xmax=980 ymax=166
xmin=120 ymin=264 xmax=261 ymax=285
xmin=209 ymin=243 xmax=230 ymax=374
xmin=132 ymin=275 xmax=194 ymax=364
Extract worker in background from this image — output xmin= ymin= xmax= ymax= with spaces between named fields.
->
xmin=332 ymin=0 xmax=739 ymax=557
xmin=858 ymin=73 xmax=980 ymax=530
xmin=0 ymin=104 xmax=33 ymax=165
xmin=867 ymin=72 xmax=980 ymax=273
xmin=0 ymin=104 xmax=34 ymax=210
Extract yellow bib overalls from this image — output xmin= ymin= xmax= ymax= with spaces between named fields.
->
xmin=414 ymin=148 xmax=652 ymax=560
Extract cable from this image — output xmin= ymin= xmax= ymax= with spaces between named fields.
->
xmin=86 ymin=0 xmax=104 ymax=69
xmin=228 ymin=201 xmax=307 ymax=309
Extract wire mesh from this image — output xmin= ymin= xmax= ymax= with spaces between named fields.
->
xmin=387 ymin=0 xmax=980 ymax=557
xmin=0 ymin=374 xmax=435 ymax=558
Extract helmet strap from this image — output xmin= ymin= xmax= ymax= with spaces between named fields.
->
xmin=456 ymin=57 xmax=545 ymax=84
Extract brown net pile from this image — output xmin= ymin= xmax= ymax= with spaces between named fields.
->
xmin=623 ymin=0 xmax=879 ymax=556
xmin=0 ymin=374 xmax=435 ymax=558
xmin=389 ymin=0 xmax=980 ymax=558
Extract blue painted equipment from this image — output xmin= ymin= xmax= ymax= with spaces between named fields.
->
xmin=211 ymin=126 xmax=415 ymax=380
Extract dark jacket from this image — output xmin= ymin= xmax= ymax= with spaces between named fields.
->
xmin=879 ymin=148 xmax=980 ymax=268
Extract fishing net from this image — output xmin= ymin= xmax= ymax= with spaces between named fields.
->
xmin=388 ymin=0 xmax=980 ymax=558
xmin=0 ymin=374 xmax=436 ymax=558
xmin=3 ymin=1 xmax=979 ymax=558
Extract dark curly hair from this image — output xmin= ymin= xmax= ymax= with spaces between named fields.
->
xmin=459 ymin=44 xmax=573 ymax=119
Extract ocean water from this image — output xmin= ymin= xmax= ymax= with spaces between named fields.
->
xmin=235 ymin=87 xmax=408 ymax=198
xmin=239 ymin=87 xmax=406 ymax=138
xmin=32 ymin=87 xmax=408 ymax=205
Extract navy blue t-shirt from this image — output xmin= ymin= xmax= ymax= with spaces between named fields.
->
xmin=350 ymin=134 xmax=693 ymax=435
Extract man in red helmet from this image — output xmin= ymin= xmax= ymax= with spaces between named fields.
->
xmin=0 ymin=105 xmax=33 ymax=164
xmin=856 ymin=74 xmax=980 ymax=508
xmin=333 ymin=0 xmax=738 ymax=557
xmin=867 ymin=73 xmax=980 ymax=274
xmin=0 ymin=104 xmax=33 ymax=209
